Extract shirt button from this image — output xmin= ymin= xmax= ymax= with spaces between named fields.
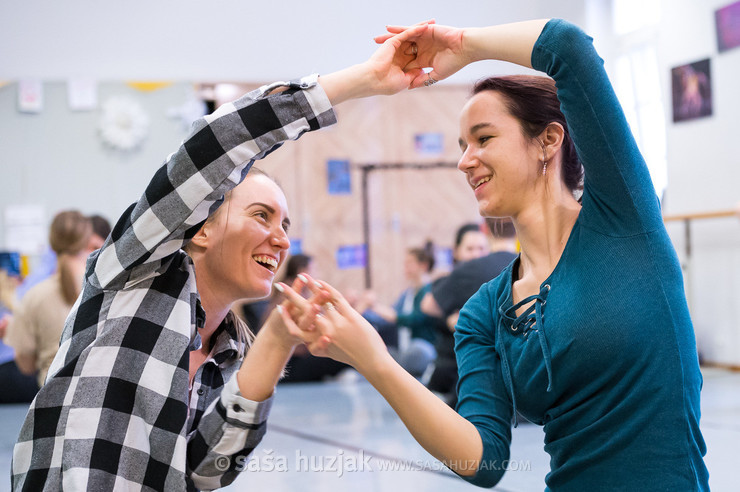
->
xmin=233 ymin=404 xmax=243 ymax=412
xmin=197 ymin=388 xmax=204 ymax=396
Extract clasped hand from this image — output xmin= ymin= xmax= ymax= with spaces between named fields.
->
xmin=275 ymin=274 xmax=389 ymax=372
xmin=355 ymin=20 xmax=469 ymax=95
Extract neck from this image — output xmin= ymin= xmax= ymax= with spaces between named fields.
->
xmin=191 ymin=255 xmax=232 ymax=350
xmin=513 ymin=185 xmax=581 ymax=281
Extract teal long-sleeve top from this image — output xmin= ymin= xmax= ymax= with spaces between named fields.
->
xmin=454 ymin=20 xmax=709 ymax=491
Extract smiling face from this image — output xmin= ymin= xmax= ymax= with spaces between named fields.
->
xmin=458 ymin=91 xmax=542 ymax=218
xmin=200 ymin=174 xmax=291 ymax=302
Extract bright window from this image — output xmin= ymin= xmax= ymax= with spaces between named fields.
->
xmin=611 ymin=0 xmax=667 ymax=200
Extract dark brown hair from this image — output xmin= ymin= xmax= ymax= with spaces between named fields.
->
xmin=472 ymin=75 xmax=583 ymax=194
xmin=408 ymin=241 xmax=435 ymax=273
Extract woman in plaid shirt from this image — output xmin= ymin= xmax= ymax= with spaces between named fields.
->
xmin=12 ymin=24 xmax=432 ymax=491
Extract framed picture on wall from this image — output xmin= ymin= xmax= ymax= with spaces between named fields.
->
xmin=671 ymin=58 xmax=713 ymax=123
xmin=716 ymin=1 xmax=740 ymax=52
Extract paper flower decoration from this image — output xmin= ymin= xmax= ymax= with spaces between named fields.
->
xmin=98 ymin=96 xmax=150 ymax=150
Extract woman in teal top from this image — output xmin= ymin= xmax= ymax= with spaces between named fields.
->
xmin=279 ymin=18 xmax=709 ymax=491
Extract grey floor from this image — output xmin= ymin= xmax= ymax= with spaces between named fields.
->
xmin=1 ymin=367 xmax=738 ymax=491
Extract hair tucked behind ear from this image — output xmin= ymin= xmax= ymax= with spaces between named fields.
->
xmin=472 ymin=76 xmax=584 ymax=197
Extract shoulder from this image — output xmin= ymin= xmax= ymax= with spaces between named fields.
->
xmin=21 ymin=275 xmax=61 ymax=306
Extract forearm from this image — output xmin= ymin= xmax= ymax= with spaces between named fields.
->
xmin=361 ymin=353 xmax=483 ymax=475
xmin=463 ymin=19 xmax=549 ymax=69
xmin=319 ymin=64 xmax=379 ymax=106
xmin=236 ymin=327 xmax=295 ymax=402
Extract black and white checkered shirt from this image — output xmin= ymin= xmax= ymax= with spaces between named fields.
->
xmin=12 ymin=74 xmax=336 ymax=491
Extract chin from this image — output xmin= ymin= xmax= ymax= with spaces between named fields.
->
xmin=242 ymin=283 xmax=272 ymax=301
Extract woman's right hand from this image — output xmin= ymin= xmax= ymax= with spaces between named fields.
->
xmin=376 ymin=19 xmax=550 ymax=89
xmin=375 ymin=23 xmax=472 ymax=89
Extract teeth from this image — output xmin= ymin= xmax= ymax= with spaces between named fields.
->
xmin=253 ymin=255 xmax=278 ymax=270
xmin=474 ymin=176 xmax=491 ymax=189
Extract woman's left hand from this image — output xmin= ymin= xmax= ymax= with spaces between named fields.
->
xmin=260 ymin=275 xmax=330 ymax=351
xmin=319 ymin=22 xmax=432 ymax=104
xmin=277 ymin=277 xmax=391 ymax=373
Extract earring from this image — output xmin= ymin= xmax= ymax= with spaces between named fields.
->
xmin=539 ymin=139 xmax=547 ymax=177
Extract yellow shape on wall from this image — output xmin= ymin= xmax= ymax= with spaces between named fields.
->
xmin=125 ymin=81 xmax=173 ymax=92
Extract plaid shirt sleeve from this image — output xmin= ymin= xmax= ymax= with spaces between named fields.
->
xmin=90 ymin=73 xmax=336 ymax=291
xmin=187 ymin=373 xmax=274 ymax=490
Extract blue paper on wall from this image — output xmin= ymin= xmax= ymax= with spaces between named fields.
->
xmin=336 ymin=245 xmax=366 ymax=269
xmin=415 ymin=132 xmax=444 ymax=156
xmin=327 ymin=159 xmax=351 ymax=194
xmin=289 ymin=238 xmax=302 ymax=255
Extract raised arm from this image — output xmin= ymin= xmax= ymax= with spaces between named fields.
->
xmin=392 ymin=18 xmax=661 ymax=233
xmin=90 ymin=24 xmax=431 ymax=291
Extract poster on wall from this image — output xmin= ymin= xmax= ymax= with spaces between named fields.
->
xmin=414 ymin=132 xmax=444 ymax=156
xmin=67 ymin=78 xmax=98 ymax=111
xmin=716 ymin=1 xmax=740 ymax=52
xmin=3 ymin=204 xmax=47 ymax=255
xmin=18 ymin=80 xmax=43 ymax=113
xmin=671 ymin=58 xmax=713 ymax=123
xmin=336 ymin=244 xmax=366 ymax=269
xmin=327 ymin=159 xmax=351 ymax=195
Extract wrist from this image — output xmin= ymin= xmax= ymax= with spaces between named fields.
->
xmin=461 ymin=27 xmax=489 ymax=64
xmin=355 ymin=347 xmax=396 ymax=382
xmin=258 ymin=321 xmax=298 ymax=354
xmin=319 ymin=64 xmax=372 ymax=106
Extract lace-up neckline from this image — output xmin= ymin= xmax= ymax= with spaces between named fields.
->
xmin=496 ymin=276 xmax=553 ymax=427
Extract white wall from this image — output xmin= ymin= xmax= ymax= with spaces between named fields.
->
xmin=0 ymin=0 xmax=586 ymax=82
xmin=657 ymin=0 xmax=740 ymax=366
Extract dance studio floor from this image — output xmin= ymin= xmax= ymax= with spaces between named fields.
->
xmin=1 ymin=367 xmax=738 ymax=491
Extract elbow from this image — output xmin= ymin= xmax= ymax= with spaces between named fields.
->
xmin=457 ymin=462 xmax=506 ymax=489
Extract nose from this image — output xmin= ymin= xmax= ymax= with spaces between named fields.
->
xmin=457 ymin=146 xmax=477 ymax=173
xmin=271 ymin=225 xmax=290 ymax=251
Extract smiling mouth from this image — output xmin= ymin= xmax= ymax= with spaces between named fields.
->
xmin=473 ymin=176 xmax=491 ymax=190
xmin=253 ymin=255 xmax=278 ymax=272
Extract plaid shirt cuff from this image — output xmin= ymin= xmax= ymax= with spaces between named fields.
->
xmin=220 ymin=371 xmax=274 ymax=427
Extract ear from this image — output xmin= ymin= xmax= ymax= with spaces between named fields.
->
xmin=189 ymin=220 xmax=213 ymax=250
xmin=539 ymin=122 xmax=565 ymax=161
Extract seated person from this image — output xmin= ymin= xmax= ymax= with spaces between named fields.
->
xmin=422 ymin=218 xmax=517 ymax=405
xmin=5 ymin=211 xmax=100 ymax=388
xmin=362 ymin=244 xmax=446 ymax=378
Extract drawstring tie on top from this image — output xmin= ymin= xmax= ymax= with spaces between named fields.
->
xmin=496 ymin=284 xmax=552 ymax=427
